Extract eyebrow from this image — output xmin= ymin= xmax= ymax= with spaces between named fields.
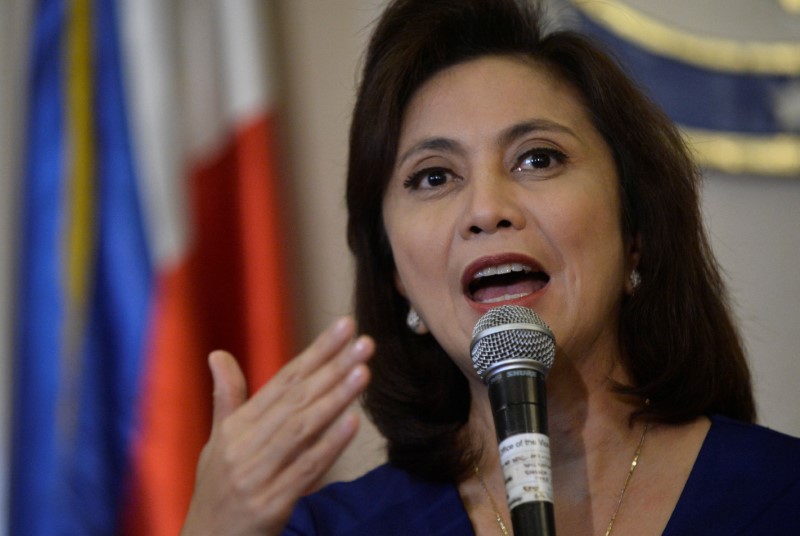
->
xmin=396 ymin=137 xmax=466 ymax=168
xmin=497 ymin=119 xmax=577 ymax=147
xmin=396 ymin=118 xmax=578 ymax=167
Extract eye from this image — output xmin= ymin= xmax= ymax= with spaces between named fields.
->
xmin=512 ymin=147 xmax=567 ymax=174
xmin=403 ymin=166 xmax=458 ymax=190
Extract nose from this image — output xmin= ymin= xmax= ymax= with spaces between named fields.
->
xmin=459 ymin=173 xmax=526 ymax=239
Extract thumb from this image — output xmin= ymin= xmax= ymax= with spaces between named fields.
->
xmin=208 ymin=350 xmax=248 ymax=426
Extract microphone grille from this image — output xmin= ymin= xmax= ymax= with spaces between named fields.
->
xmin=470 ymin=305 xmax=555 ymax=378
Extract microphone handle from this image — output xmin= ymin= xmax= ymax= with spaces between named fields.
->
xmin=487 ymin=369 xmax=556 ymax=536
xmin=512 ymin=502 xmax=555 ymax=536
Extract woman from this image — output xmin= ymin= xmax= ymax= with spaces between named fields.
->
xmin=182 ymin=0 xmax=800 ymax=534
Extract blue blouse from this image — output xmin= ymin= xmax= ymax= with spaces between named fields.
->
xmin=284 ymin=415 xmax=800 ymax=535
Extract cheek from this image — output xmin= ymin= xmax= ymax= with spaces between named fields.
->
xmin=386 ymin=218 xmax=442 ymax=297
xmin=393 ymin=234 xmax=448 ymax=294
xmin=545 ymin=191 xmax=626 ymax=287
xmin=385 ymin=201 xmax=455 ymax=287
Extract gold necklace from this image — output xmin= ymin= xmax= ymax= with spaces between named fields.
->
xmin=474 ymin=466 xmax=510 ymax=536
xmin=604 ymin=422 xmax=649 ymax=536
xmin=475 ymin=422 xmax=649 ymax=536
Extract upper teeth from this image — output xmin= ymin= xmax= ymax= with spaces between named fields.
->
xmin=474 ymin=263 xmax=533 ymax=279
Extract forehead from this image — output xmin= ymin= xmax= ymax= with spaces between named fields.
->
xmin=398 ymin=55 xmax=594 ymax=148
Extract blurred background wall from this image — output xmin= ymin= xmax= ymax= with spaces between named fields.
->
xmin=1 ymin=0 xmax=798 ymax=534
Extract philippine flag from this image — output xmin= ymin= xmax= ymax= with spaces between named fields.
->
xmin=10 ymin=1 xmax=293 ymax=535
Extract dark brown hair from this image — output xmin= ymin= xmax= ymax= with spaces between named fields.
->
xmin=346 ymin=0 xmax=754 ymax=483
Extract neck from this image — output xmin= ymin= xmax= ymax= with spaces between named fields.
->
xmin=464 ymin=347 xmax=705 ymax=535
xmin=544 ymin=350 xmax=651 ymax=535
xmin=467 ymin=344 xmax=644 ymax=468
xmin=545 ymin=353 xmax=643 ymax=467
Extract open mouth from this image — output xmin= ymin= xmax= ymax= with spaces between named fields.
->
xmin=467 ymin=262 xmax=550 ymax=304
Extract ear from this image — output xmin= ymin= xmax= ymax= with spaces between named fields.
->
xmin=394 ymin=270 xmax=408 ymax=298
xmin=394 ymin=270 xmax=430 ymax=334
xmin=627 ymin=232 xmax=641 ymax=270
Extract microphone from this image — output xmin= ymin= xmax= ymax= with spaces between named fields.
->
xmin=471 ymin=305 xmax=556 ymax=536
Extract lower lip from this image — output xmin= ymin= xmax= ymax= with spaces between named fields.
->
xmin=466 ymin=283 xmax=549 ymax=314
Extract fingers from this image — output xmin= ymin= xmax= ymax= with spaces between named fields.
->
xmin=262 ymin=411 xmax=364 ymax=521
xmin=230 ymin=329 xmax=374 ymax=478
xmin=240 ymin=317 xmax=366 ymax=421
xmin=238 ymin=368 xmax=371 ymax=526
xmin=209 ymin=350 xmax=249 ymax=427
xmin=239 ymin=351 xmax=372 ymax=487
xmin=271 ymin=317 xmax=358 ymax=391
xmin=207 ymin=316 xmax=374 ymax=468
xmin=187 ymin=317 xmax=374 ymax=535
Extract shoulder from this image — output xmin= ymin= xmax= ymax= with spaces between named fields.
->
xmin=706 ymin=414 xmax=800 ymax=451
xmin=282 ymin=463 xmax=472 ymax=536
xmin=697 ymin=415 xmax=800 ymax=489
xmin=665 ymin=415 xmax=800 ymax=535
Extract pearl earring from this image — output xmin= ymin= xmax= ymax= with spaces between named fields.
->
xmin=406 ymin=307 xmax=428 ymax=334
xmin=630 ymin=269 xmax=642 ymax=291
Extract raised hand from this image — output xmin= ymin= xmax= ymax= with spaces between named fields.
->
xmin=181 ymin=317 xmax=374 ymax=536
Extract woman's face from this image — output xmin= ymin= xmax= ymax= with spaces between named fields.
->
xmin=382 ymin=55 xmax=635 ymax=378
